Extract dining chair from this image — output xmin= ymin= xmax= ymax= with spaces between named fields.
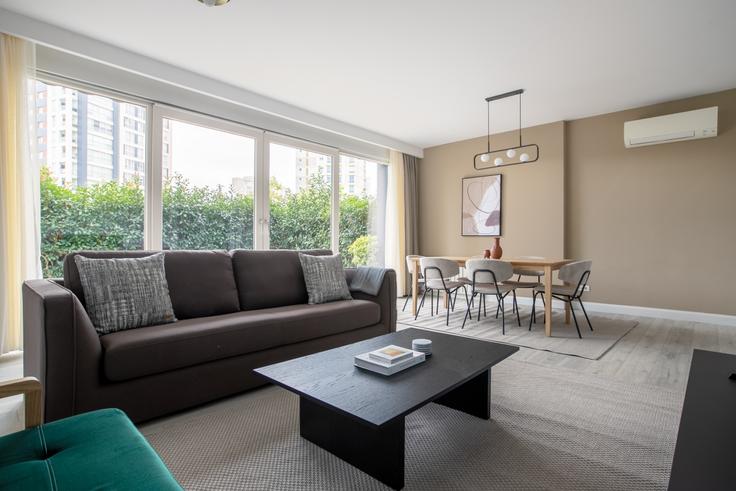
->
xmin=402 ymin=255 xmax=425 ymax=312
xmin=462 ymin=259 xmax=520 ymax=334
xmin=416 ymin=257 xmax=469 ymax=326
xmin=530 ymin=260 xmax=593 ymax=338
xmin=512 ymin=256 xmax=546 ymax=283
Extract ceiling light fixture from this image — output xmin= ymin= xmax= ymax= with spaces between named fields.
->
xmin=198 ymin=0 xmax=230 ymax=6
xmin=474 ymin=89 xmax=539 ymax=170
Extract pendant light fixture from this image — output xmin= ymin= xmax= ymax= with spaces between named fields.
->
xmin=474 ymin=89 xmax=539 ymax=170
xmin=198 ymin=0 xmax=230 ymax=6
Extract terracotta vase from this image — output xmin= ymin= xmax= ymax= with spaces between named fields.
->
xmin=490 ymin=237 xmax=503 ymax=259
xmin=483 ymin=249 xmax=491 ymax=259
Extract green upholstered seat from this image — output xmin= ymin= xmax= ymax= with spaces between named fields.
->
xmin=0 ymin=408 xmax=181 ymax=490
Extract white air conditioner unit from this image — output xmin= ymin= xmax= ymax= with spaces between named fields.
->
xmin=624 ymin=106 xmax=718 ymax=148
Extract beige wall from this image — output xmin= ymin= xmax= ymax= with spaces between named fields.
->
xmin=418 ymin=89 xmax=736 ymax=315
xmin=566 ymin=89 xmax=736 ymax=315
xmin=420 ymin=121 xmax=565 ymax=264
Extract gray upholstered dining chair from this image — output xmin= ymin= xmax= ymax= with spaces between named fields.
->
xmin=416 ymin=257 xmax=469 ymax=326
xmin=530 ymin=260 xmax=593 ymax=338
xmin=402 ymin=255 xmax=425 ymax=312
xmin=462 ymin=259 xmax=520 ymax=334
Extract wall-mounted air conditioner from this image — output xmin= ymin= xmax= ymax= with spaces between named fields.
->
xmin=624 ymin=106 xmax=718 ymax=148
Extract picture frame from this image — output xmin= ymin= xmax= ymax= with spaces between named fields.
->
xmin=461 ymin=174 xmax=502 ymax=236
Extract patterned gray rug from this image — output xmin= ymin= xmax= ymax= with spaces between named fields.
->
xmin=140 ymin=358 xmax=681 ymax=490
xmin=398 ymin=299 xmax=638 ymax=360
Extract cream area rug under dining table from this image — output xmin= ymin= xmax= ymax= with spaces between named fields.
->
xmin=398 ymin=298 xmax=638 ymax=360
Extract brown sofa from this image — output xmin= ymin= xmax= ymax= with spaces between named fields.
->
xmin=22 ymin=249 xmax=396 ymax=423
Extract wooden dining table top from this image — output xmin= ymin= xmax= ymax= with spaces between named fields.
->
xmin=407 ymin=256 xmax=573 ymax=268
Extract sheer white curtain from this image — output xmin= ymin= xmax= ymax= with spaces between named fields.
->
xmin=385 ymin=150 xmax=406 ymax=296
xmin=0 ymin=34 xmax=41 ymax=354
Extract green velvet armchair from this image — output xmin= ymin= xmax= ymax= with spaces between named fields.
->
xmin=0 ymin=377 xmax=181 ymax=490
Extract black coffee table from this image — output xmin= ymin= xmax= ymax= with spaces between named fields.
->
xmin=254 ymin=328 xmax=518 ymax=489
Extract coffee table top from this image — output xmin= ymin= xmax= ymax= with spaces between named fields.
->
xmin=254 ymin=328 xmax=518 ymax=427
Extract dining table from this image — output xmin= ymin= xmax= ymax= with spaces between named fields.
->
xmin=408 ymin=256 xmax=574 ymax=337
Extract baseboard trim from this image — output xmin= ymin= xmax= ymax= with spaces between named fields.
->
xmin=511 ymin=296 xmax=736 ymax=327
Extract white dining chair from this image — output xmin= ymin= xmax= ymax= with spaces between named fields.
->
xmin=530 ymin=260 xmax=593 ymax=338
xmin=463 ymin=259 xmax=520 ymax=334
xmin=416 ymin=257 xmax=469 ymax=326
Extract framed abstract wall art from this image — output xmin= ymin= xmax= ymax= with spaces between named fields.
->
xmin=461 ymin=174 xmax=502 ymax=236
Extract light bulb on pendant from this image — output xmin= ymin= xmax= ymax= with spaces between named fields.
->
xmin=506 ymin=149 xmax=516 ymax=158
xmin=480 ymin=153 xmax=491 ymax=163
xmin=494 ymin=157 xmax=503 ymax=166
xmin=520 ymin=153 xmax=530 ymax=162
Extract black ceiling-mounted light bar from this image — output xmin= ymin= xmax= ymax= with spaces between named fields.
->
xmin=473 ymin=88 xmax=540 ymax=170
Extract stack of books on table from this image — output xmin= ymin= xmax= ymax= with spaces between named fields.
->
xmin=354 ymin=345 xmax=426 ymax=376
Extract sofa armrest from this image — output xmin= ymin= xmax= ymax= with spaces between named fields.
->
xmin=0 ymin=377 xmax=42 ymax=428
xmin=23 ymin=279 xmax=102 ymax=422
xmin=345 ymin=268 xmax=397 ymax=333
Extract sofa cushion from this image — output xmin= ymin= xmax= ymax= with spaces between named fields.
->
xmin=64 ymin=250 xmax=240 ymax=320
xmin=0 ymin=408 xmax=181 ymax=490
xmin=101 ymin=299 xmax=381 ymax=381
xmin=231 ymin=249 xmax=332 ymax=310
xmin=74 ymin=253 xmax=176 ymax=334
xmin=299 ymin=253 xmax=352 ymax=304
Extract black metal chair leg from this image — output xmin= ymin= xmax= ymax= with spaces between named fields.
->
xmin=446 ymin=296 xmax=450 ymax=326
xmin=402 ymin=295 xmax=410 ymax=312
xmin=495 ymin=301 xmax=500 ymax=319
xmin=483 ymin=294 xmax=487 ymax=317
xmin=579 ymin=298 xmax=593 ymax=331
xmin=529 ymin=292 xmax=536 ymax=330
xmin=515 ymin=292 xmax=521 ymax=327
xmin=415 ymin=289 xmax=428 ymax=320
xmin=462 ymin=288 xmax=471 ymax=321
xmin=569 ymin=300 xmax=582 ymax=339
xmin=462 ymin=291 xmax=475 ymax=329
xmin=477 ymin=293 xmax=483 ymax=321
xmin=500 ymin=297 xmax=506 ymax=335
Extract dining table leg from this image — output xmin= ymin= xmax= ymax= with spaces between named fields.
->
xmin=544 ymin=265 xmax=553 ymax=336
xmin=411 ymin=259 xmax=419 ymax=316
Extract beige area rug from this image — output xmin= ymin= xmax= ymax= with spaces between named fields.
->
xmin=398 ymin=299 xmax=638 ymax=360
xmin=140 ymin=358 xmax=681 ymax=490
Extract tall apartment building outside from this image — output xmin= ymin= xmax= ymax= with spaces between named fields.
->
xmin=34 ymin=81 xmax=171 ymax=188
xmin=296 ymin=152 xmax=380 ymax=197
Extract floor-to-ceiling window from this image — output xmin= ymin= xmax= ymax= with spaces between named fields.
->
xmin=33 ymin=79 xmax=391 ymax=276
xmin=34 ymin=80 xmax=146 ymax=277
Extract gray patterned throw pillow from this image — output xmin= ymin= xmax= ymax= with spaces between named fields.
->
xmin=74 ymin=253 xmax=177 ymax=335
xmin=299 ymin=253 xmax=352 ymax=304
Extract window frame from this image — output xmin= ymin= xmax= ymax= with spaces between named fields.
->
xmin=150 ymin=104 xmax=265 ymax=250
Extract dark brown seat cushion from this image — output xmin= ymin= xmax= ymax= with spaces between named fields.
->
xmin=230 ymin=249 xmax=331 ymax=310
xmin=100 ymin=299 xmax=380 ymax=381
xmin=63 ymin=250 xmax=240 ymax=320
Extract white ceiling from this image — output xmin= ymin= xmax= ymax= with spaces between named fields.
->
xmin=1 ymin=0 xmax=735 ymax=149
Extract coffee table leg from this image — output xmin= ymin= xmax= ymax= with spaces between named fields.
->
xmin=433 ymin=369 xmax=490 ymax=420
xmin=299 ymin=397 xmax=405 ymax=490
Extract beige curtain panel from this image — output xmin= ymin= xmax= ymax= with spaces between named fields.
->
xmin=0 ymin=33 xmax=41 ymax=354
xmin=385 ymin=150 xmax=406 ymax=297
